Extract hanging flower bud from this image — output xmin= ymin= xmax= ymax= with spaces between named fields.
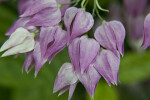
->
xmin=94 ymin=21 xmax=125 ymax=56
xmin=20 ymin=0 xmax=61 ymax=27
xmin=142 ymin=13 xmax=150 ymax=49
xmin=53 ymin=63 xmax=78 ymax=100
xmin=40 ymin=26 xmax=67 ymax=62
xmin=0 ymin=27 xmax=35 ymax=57
xmin=22 ymin=40 xmax=47 ymax=77
xmin=64 ymin=7 xmax=94 ymax=43
xmin=124 ymin=0 xmax=147 ymax=17
xmin=94 ymin=50 xmax=120 ymax=86
xmin=69 ymin=36 xmax=100 ymax=73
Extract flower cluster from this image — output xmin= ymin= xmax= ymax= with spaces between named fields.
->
xmin=0 ymin=0 xmax=126 ymax=100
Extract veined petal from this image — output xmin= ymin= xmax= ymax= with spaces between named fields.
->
xmin=22 ymin=52 xmax=33 ymax=72
xmin=53 ymin=63 xmax=78 ymax=93
xmin=27 ymin=8 xmax=61 ymax=27
xmin=108 ymin=21 xmax=125 ymax=56
xmin=1 ymin=36 xmax=35 ymax=57
xmin=69 ymin=38 xmax=80 ymax=71
xmin=0 ymin=27 xmax=33 ymax=52
xmin=64 ymin=7 xmax=78 ymax=41
xmin=94 ymin=50 xmax=120 ymax=86
xmin=94 ymin=23 xmax=117 ymax=56
xmin=21 ymin=0 xmax=57 ymax=17
xmin=77 ymin=64 xmax=100 ymax=97
xmin=40 ymin=26 xmax=56 ymax=57
xmin=80 ymin=36 xmax=100 ymax=73
xmin=94 ymin=21 xmax=125 ymax=56
xmin=18 ymin=0 xmax=34 ymax=15
xmin=70 ymin=8 xmax=94 ymax=41
xmin=68 ymin=83 xmax=77 ymax=100
xmin=45 ymin=26 xmax=67 ymax=62
xmin=33 ymin=42 xmax=47 ymax=77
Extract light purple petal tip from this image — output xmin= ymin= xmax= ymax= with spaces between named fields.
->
xmin=33 ymin=42 xmax=47 ymax=77
xmin=77 ymin=64 xmax=101 ymax=97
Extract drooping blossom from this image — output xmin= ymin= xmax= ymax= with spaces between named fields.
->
xmin=64 ymin=7 xmax=94 ymax=43
xmin=0 ymin=27 xmax=35 ymax=57
xmin=53 ymin=62 xmax=101 ymax=100
xmin=94 ymin=21 xmax=126 ymax=56
xmin=69 ymin=36 xmax=100 ymax=73
xmin=68 ymin=36 xmax=101 ymax=97
xmin=22 ymin=35 xmax=47 ymax=77
xmin=94 ymin=49 xmax=120 ymax=86
xmin=20 ymin=0 xmax=61 ymax=27
xmin=40 ymin=26 xmax=67 ymax=62
xmin=142 ymin=13 xmax=150 ymax=49
xmin=53 ymin=63 xmax=78 ymax=100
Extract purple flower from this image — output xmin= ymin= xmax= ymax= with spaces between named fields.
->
xmin=124 ymin=0 xmax=147 ymax=17
xmin=94 ymin=21 xmax=125 ymax=56
xmin=64 ymin=7 xmax=94 ymax=43
xmin=69 ymin=36 xmax=100 ymax=73
xmin=142 ymin=13 xmax=150 ymax=49
xmin=39 ymin=26 xmax=67 ymax=62
xmin=53 ymin=62 xmax=101 ymax=100
xmin=22 ymin=40 xmax=47 ymax=77
xmin=18 ymin=0 xmax=34 ymax=15
xmin=53 ymin=63 xmax=78 ymax=100
xmin=76 ymin=64 xmax=101 ymax=98
xmin=20 ymin=0 xmax=61 ymax=27
xmin=68 ymin=36 xmax=100 ymax=97
xmin=94 ymin=49 xmax=120 ymax=86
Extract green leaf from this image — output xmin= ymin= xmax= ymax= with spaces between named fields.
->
xmin=119 ymin=52 xmax=150 ymax=84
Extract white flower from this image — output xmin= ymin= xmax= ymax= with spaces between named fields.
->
xmin=0 ymin=27 xmax=35 ymax=57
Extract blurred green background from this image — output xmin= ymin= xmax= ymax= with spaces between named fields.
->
xmin=0 ymin=0 xmax=150 ymax=100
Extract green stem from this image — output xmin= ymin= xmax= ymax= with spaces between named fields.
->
xmin=95 ymin=0 xmax=109 ymax=12
xmin=96 ymin=9 xmax=106 ymax=24
xmin=83 ymin=0 xmax=89 ymax=8
xmin=81 ymin=0 xmax=86 ymax=11
xmin=73 ymin=0 xmax=81 ymax=6
xmin=92 ymin=0 xmax=97 ymax=16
